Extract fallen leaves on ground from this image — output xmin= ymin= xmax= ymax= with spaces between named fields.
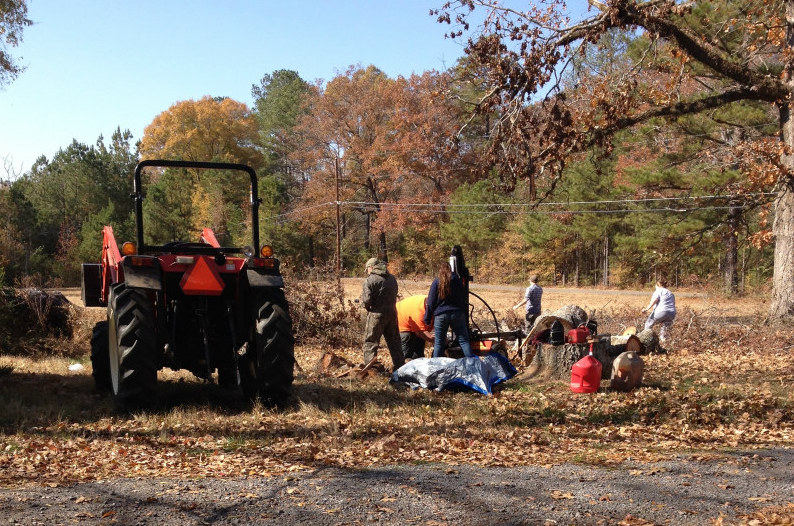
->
xmin=0 ymin=315 xmax=792 ymax=493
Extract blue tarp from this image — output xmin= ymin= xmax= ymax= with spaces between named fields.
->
xmin=389 ymin=352 xmax=517 ymax=395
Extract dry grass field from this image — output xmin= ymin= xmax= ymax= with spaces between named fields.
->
xmin=371 ymin=277 xmax=766 ymax=313
xmin=348 ymin=277 xmax=767 ymax=334
xmin=61 ymin=278 xmax=766 ymax=320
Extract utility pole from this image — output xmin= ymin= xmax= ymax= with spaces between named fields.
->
xmin=335 ymin=156 xmax=341 ymax=276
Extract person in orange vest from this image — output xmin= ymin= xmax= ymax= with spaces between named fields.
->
xmin=396 ymin=294 xmax=435 ymax=360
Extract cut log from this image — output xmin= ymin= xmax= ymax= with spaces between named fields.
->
xmin=607 ymin=334 xmax=642 ymax=357
xmin=635 ymin=328 xmax=660 ymax=354
xmin=522 ymin=337 xmax=612 ymax=381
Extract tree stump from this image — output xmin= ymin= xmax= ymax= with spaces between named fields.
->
xmin=523 ymin=337 xmax=612 ymax=381
xmin=526 ymin=305 xmax=589 ymax=341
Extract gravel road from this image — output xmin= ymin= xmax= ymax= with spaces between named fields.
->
xmin=2 ymin=448 xmax=791 ymax=525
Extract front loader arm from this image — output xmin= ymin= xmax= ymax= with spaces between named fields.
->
xmin=101 ymin=225 xmax=123 ymax=305
xmin=200 ymin=228 xmax=221 ymax=248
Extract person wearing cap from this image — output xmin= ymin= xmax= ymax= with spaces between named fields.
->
xmin=513 ymin=274 xmax=543 ymax=332
xmin=396 ymin=294 xmax=434 ymax=360
xmin=361 ymin=257 xmax=404 ymax=372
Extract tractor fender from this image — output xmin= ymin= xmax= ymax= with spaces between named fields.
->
xmin=122 ymin=256 xmax=164 ymax=291
xmin=246 ymin=269 xmax=284 ymax=289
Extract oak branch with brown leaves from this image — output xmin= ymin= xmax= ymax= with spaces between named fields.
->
xmin=436 ymin=0 xmax=794 ymax=318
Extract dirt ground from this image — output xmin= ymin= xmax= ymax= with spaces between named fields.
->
xmin=2 ymin=449 xmax=792 ymax=525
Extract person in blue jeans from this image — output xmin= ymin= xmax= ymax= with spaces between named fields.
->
xmin=424 ymin=261 xmax=474 ymax=358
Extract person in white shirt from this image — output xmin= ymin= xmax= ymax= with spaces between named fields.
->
xmin=641 ymin=278 xmax=676 ymax=343
xmin=512 ymin=274 xmax=543 ymax=332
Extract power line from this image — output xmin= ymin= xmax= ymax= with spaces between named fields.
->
xmin=345 ymin=193 xmax=774 ymax=209
xmin=349 ymin=204 xmax=739 ymax=215
xmin=263 ymin=194 xmax=769 ymax=221
xmin=265 ymin=201 xmax=336 ymax=221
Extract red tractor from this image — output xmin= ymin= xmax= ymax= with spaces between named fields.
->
xmin=81 ymin=160 xmax=294 ymax=410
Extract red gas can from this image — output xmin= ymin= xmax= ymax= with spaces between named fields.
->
xmin=570 ymin=349 xmax=602 ymax=393
xmin=567 ymin=326 xmax=590 ymax=343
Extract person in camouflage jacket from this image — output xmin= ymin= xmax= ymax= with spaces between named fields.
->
xmin=361 ymin=257 xmax=404 ymax=372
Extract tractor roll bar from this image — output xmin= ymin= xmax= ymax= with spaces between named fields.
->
xmin=133 ymin=160 xmax=261 ymax=253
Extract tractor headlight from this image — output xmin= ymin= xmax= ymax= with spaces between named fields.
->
xmin=242 ymin=245 xmax=255 ymax=258
xmin=121 ymin=242 xmax=136 ymax=256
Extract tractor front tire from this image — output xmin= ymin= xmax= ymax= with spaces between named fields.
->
xmin=108 ymin=284 xmax=158 ymax=411
xmin=241 ymin=288 xmax=295 ymax=406
xmin=90 ymin=321 xmax=111 ymax=392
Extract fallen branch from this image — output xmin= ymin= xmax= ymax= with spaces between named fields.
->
xmin=336 ymin=356 xmax=378 ymax=378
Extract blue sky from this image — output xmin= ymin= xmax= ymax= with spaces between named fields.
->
xmin=0 ymin=1 xmax=472 ymax=175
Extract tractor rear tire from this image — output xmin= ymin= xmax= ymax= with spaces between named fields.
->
xmin=241 ymin=288 xmax=295 ymax=406
xmin=90 ymin=321 xmax=111 ymax=392
xmin=108 ymin=284 xmax=158 ymax=411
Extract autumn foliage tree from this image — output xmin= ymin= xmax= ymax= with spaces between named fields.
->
xmin=437 ymin=0 xmax=794 ymax=317
xmin=288 ymin=65 xmax=474 ymax=271
xmin=295 ymin=65 xmax=405 ymax=260
xmin=139 ymin=96 xmax=262 ymax=167
xmin=381 ymin=71 xmax=475 ymax=233
xmin=139 ymin=97 xmax=264 ymax=246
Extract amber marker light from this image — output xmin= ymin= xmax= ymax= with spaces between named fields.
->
xmin=260 ymin=245 xmax=274 ymax=258
xmin=121 ymin=242 xmax=136 ymax=256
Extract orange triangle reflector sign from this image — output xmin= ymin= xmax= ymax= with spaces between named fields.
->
xmin=179 ymin=256 xmax=225 ymax=296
